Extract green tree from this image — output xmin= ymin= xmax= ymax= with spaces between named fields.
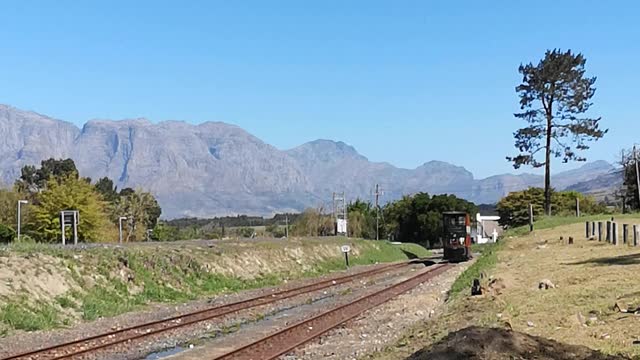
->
xmin=619 ymin=148 xmax=640 ymax=211
xmin=384 ymin=193 xmax=477 ymax=248
xmin=0 ymin=188 xmax=24 ymax=228
xmin=151 ymin=222 xmax=179 ymax=241
xmin=112 ymin=190 xmax=162 ymax=242
xmin=31 ymin=175 xmax=110 ymax=242
xmin=15 ymin=158 xmax=79 ymax=193
xmin=94 ymin=177 xmax=118 ymax=202
xmin=0 ymin=224 xmax=15 ymax=243
xmin=507 ymin=49 xmax=607 ymax=216
xmin=496 ymin=188 xmax=606 ymax=228
xmin=347 ymin=199 xmax=376 ymax=239
xmin=290 ymin=208 xmax=333 ymax=237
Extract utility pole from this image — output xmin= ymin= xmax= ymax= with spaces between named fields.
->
xmin=634 ymin=145 xmax=640 ymax=209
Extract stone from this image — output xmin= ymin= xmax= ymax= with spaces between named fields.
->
xmin=538 ymin=279 xmax=555 ymax=289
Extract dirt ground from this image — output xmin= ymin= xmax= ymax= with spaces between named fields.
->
xmin=374 ymin=216 xmax=640 ymax=360
xmin=410 ymin=326 xmax=628 ymax=360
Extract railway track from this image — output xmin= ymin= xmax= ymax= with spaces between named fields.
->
xmin=212 ymin=262 xmax=453 ymax=360
xmin=0 ymin=260 xmax=415 ymax=360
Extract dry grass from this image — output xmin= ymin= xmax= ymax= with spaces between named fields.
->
xmin=371 ymin=216 xmax=640 ymax=359
xmin=491 ymin=217 xmax=640 ymax=356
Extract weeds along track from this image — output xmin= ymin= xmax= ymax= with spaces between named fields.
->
xmin=213 ymin=263 xmax=454 ymax=360
xmin=0 ymin=261 xmax=414 ymax=360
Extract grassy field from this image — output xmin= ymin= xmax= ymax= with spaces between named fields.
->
xmin=372 ymin=214 xmax=640 ymax=359
xmin=0 ymin=238 xmax=429 ymax=336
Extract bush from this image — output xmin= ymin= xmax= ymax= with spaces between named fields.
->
xmin=0 ymin=224 xmax=15 ymax=243
xmin=236 ymin=227 xmax=255 ymax=238
xmin=265 ymin=224 xmax=286 ymax=238
xmin=497 ymin=188 xmax=607 ymax=228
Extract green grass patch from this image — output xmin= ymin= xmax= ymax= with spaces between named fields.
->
xmin=1 ymin=238 xmax=431 ymax=332
xmin=304 ymin=240 xmax=431 ymax=275
xmin=505 ymin=213 xmax=640 ymax=237
xmin=0 ymin=301 xmax=61 ymax=331
xmin=451 ymin=242 xmax=503 ymax=297
xmin=55 ymin=295 xmax=76 ymax=309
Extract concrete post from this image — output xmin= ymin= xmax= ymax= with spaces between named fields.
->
xmin=623 ymin=224 xmax=629 ymax=245
xmin=598 ymin=222 xmax=603 ymax=241
xmin=586 ymin=222 xmax=590 ymax=239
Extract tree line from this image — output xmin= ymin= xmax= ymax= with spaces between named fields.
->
xmin=0 ymin=158 xmax=161 ymax=243
xmin=288 ymin=193 xmax=478 ymax=248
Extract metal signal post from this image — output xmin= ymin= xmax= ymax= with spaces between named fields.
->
xmin=373 ymin=184 xmax=383 ymax=241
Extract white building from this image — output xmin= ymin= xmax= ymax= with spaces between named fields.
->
xmin=473 ymin=213 xmax=501 ymax=244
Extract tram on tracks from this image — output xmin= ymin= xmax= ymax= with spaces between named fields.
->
xmin=442 ymin=211 xmax=472 ymax=262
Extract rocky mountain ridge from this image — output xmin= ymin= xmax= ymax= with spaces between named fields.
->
xmin=0 ymin=104 xmax=616 ymax=218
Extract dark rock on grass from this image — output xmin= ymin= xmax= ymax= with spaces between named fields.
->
xmin=408 ymin=326 xmax=629 ymax=360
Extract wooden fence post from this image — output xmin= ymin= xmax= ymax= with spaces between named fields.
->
xmin=634 ymin=225 xmax=639 ymax=247
xmin=606 ymin=221 xmax=611 ymax=242
xmin=592 ymin=222 xmax=596 ymax=237
xmin=613 ymin=223 xmax=619 ymax=245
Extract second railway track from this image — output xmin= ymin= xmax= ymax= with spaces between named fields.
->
xmin=1 ymin=260 xmax=417 ymax=360
xmin=213 ymin=262 xmax=454 ymax=360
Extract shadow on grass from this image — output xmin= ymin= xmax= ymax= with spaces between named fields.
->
xmin=401 ymin=249 xmax=420 ymax=259
xmin=568 ymin=252 xmax=640 ymax=266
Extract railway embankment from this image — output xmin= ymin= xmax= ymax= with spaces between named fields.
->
xmin=0 ymin=238 xmax=429 ymax=337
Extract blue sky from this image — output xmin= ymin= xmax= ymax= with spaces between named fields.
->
xmin=1 ymin=1 xmax=638 ymax=178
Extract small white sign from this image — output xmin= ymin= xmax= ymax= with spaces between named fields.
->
xmin=337 ymin=219 xmax=348 ymax=234
xmin=341 ymin=245 xmax=351 ymax=253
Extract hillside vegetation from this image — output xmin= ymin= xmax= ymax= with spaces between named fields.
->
xmin=0 ymin=237 xmax=429 ymax=336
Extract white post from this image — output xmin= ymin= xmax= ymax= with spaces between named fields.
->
xmin=16 ymin=200 xmax=28 ymax=242
xmin=61 ymin=211 xmax=66 ymax=245
xmin=285 ymin=215 xmax=289 ymax=238
xmin=73 ymin=211 xmax=78 ymax=245
xmin=119 ymin=217 xmax=127 ymax=244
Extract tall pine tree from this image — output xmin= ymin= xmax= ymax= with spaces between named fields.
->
xmin=507 ymin=49 xmax=607 ymax=215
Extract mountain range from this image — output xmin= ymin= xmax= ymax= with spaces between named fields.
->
xmin=0 ymin=104 xmax=618 ymax=218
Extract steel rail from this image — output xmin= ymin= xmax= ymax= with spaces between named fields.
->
xmin=1 ymin=260 xmax=413 ymax=360
xmin=213 ymin=263 xmax=452 ymax=360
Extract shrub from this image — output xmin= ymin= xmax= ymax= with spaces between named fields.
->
xmin=0 ymin=224 xmax=15 ymax=243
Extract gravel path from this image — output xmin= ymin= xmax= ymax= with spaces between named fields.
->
xmin=284 ymin=260 xmax=472 ymax=360
xmin=161 ymin=264 xmax=434 ymax=360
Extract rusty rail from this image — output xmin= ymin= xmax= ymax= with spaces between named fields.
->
xmin=214 ymin=263 xmax=453 ymax=360
xmin=1 ymin=261 xmax=413 ymax=360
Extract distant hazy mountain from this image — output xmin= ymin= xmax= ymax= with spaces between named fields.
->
xmin=0 ymin=104 xmax=616 ymax=218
